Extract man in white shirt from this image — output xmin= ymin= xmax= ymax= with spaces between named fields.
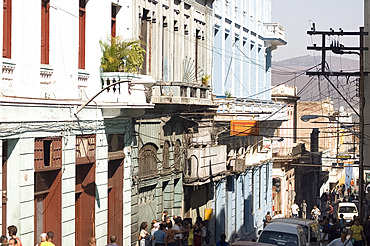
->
xmin=291 ymin=202 xmax=299 ymax=218
xmin=327 ymin=231 xmax=353 ymax=246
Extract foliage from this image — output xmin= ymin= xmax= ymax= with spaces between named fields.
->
xmin=201 ymin=74 xmax=211 ymax=86
xmin=99 ymin=36 xmax=146 ymax=73
xmin=225 ymin=90 xmax=232 ymax=98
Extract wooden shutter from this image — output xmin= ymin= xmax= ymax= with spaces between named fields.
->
xmin=2 ymin=0 xmax=12 ymax=58
xmin=111 ymin=4 xmax=117 ymax=38
xmin=52 ymin=138 xmax=62 ymax=168
xmin=41 ymin=0 xmax=50 ymax=64
xmin=34 ymin=138 xmax=44 ymax=170
xmin=76 ymin=135 xmax=96 ymax=165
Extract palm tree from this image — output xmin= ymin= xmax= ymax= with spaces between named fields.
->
xmin=99 ymin=36 xmax=145 ymax=73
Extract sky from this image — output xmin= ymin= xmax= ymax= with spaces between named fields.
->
xmin=271 ymin=0 xmax=364 ymax=61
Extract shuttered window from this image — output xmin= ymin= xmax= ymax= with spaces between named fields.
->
xmin=78 ymin=0 xmax=86 ymax=69
xmin=34 ymin=137 xmax=62 ymax=171
xmin=111 ymin=4 xmax=117 ymax=37
xmin=2 ymin=0 xmax=12 ymax=58
xmin=41 ymin=0 xmax=50 ymax=64
xmin=76 ymin=135 xmax=96 ymax=164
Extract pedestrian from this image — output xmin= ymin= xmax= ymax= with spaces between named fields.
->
xmin=151 ymin=222 xmax=160 ymax=246
xmin=182 ymin=220 xmax=191 ymax=246
xmin=88 ymin=237 xmax=97 ymax=246
xmin=7 ymin=226 xmax=22 ymax=246
xmin=173 ymin=218 xmax=184 ymax=246
xmin=40 ymin=231 xmax=55 ymax=246
xmin=185 ymin=219 xmax=193 ymax=246
xmin=264 ymin=211 xmax=272 ymax=228
xmin=329 ymin=204 xmax=334 ymax=223
xmin=311 ymin=205 xmax=321 ymax=221
xmin=339 ymin=214 xmax=346 ymax=232
xmin=106 ymin=235 xmax=118 ymax=246
xmin=321 ymin=218 xmax=330 ymax=246
xmin=363 ymin=215 xmax=370 ymax=246
xmin=351 ymin=218 xmax=367 ymax=246
xmin=8 ymin=238 xmax=16 ymax=246
xmin=200 ymin=221 xmax=208 ymax=246
xmin=0 ymin=235 xmax=8 ymax=246
xmin=291 ymin=202 xmax=299 ymax=218
xmin=36 ymin=233 xmax=47 ymax=246
xmin=301 ymin=200 xmax=307 ymax=219
xmin=193 ymin=222 xmax=202 ymax=246
xmin=216 ymin=234 xmax=229 ymax=246
xmin=327 ymin=231 xmax=353 ymax=246
xmin=153 ymin=223 xmax=167 ymax=246
xmin=139 ymin=222 xmax=151 ymax=246
xmin=329 ymin=219 xmax=342 ymax=243
xmin=162 ymin=211 xmax=169 ymax=221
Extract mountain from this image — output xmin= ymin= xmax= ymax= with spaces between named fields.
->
xmin=272 ymin=55 xmax=359 ymax=109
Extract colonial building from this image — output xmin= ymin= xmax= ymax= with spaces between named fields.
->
xmin=1 ymin=1 xmax=154 ymax=245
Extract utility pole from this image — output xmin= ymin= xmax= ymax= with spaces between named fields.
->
xmin=307 ymin=27 xmax=368 ymax=219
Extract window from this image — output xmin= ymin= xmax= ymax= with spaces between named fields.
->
xmin=111 ymin=4 xmax=117 ymax=37
xmin=162 ymin=141 xmax=170 ymax=169
xmin=138 ymin=144 xmax=158 ymax=177
xmin=3 ymin=0 xmax=12 ymax=58
xmin=108 ymin=134 xmax=125 ymax=161
xmin=34 ymin=137 xmax=62 ymax=170
xmin=174 ymin=140 xmax=181 ymax=170
xmin=79 ymin=0 xmax=86 ymax=69
xmin=76 ymin=135 xmax=96 ymax=164
xmin=41 ymin=0 xmax=50 ymax=64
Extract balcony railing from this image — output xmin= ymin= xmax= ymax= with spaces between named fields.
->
xmin=185 ymin=145 xmax=227 ymax=182
xmin=263 ymin=22 xmax=287 ymax=48
xmin=2 ymin=59 xmax=15 ymax=95
xmin=100 ymin=72 xmax=156 ymax=105
xmin=152 ymin=82 xmax=213 ymax=105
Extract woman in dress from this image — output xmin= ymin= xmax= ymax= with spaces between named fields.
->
xmin=193 ymin=222 xmax=202 ymax=246
xmin=139 ymin=222 xmax=151 ymax=246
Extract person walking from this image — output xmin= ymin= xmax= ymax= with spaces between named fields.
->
xmin=311 ymin=205 xmax=321 ymax=221
xmin=264 ymin=211 xmax=272 ymax=227
xmin=329 ymin=204 xmax=334 ymax=223
xmin=40 ymin=231 xmax=55 ymax=246
xmin=153 ymin=223 xmax=167 ymax=246
xmin=193 ymin=222 xmax=202 ymax=246
xmin=106 ymin=235 xmax=118 ymax=246
xmin=291 ymin=202 xmax=299 ymax=218
xmin=327 ymin=231 xmax=353 ymax=246
xmin=139 ymin=222 xmax=151 ymax=246
xmin=7 ymin=225 xmax=22 ymax=246
xmin=350 ymin=218 xmax=367 ymax=246
xmin=301 ymin=200 xmax=307 ymax=219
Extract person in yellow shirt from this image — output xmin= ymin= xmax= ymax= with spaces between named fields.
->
xmin=40 ymin=231 xmax=55 ymax=246
xmin=351 ymin=219 xmax=367 ymax=246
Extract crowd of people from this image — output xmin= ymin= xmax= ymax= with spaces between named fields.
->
xmin=0 ymin=225 xmax=55 ymax=246
xmin=138 ymin=211 xmax=228 ymax=246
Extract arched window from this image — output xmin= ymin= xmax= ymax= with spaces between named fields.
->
xmin=138 ymin=144 xmax=158 ymax=177
xmin=174 ymin=140 xmax=181 ymax=170
xmin=162 ymin=141 xmax=170 ymax=169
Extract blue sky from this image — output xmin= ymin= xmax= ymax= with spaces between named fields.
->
xmin=271 ymin=0 xmax=364 ymax=61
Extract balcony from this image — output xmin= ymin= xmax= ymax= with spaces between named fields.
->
xmin=151 ymin=82 xmax=213 ymax=106
xmin=1 ymin=59 xmax=15 ymax=96
xmin=263 ymin=22 xmax=287 ymax=49
xmin=98 ymin=72 xmax=156 ymax=118
xmin=184 ymin=145 xmax=227 ymax=184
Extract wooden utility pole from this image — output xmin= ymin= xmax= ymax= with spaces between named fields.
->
xmin=307 ymin=27 xmax=368 ymax=219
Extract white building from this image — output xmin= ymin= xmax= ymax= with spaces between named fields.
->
xmin=1 ymin=1 xmax=154 ymax=245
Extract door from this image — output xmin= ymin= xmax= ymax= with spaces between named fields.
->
xmin=2 ymin=141 xmax=7 ymax=235
xmin=108 ymin=159 xmax=124 ymax=245
xmin=75 ymin=163 xmax=95 ymax=246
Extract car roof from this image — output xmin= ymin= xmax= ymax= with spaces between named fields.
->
xmin=271 ymin=218 xmax=319 ymax=226
xmin=263 ymin=222 xmax=301 ymax=234
xmin=232 ymin=241 xmax=274 ymax=246
xmin=338 ymin=202 xmax=357 ymax=207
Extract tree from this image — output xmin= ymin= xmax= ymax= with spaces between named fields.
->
xmin=99 ymin=36 xmax=145 ymax=73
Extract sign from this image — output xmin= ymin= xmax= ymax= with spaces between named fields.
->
xmin=259 ymin=138 xmax=272 ymax=153
xmin=230 ymin=120 xmax=259 ymax=136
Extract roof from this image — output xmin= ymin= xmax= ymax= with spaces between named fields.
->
xmin=271 ymin=218 xmax=319 ymax=227
xmin=262 ymin=222 xmax=300 ymax=234
xmin=338 ymin=202 xmax=357 ymax=207
xmin=232 ymin=241 xmax=275 ymax=246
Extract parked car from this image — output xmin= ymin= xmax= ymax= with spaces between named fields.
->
xmin=258 ymin=222 xmax=307 ymax=246
xmin=337 ymin=202 xmax=358 ymax=225
xmin=270 ymin=218 xmax=320 ymax=246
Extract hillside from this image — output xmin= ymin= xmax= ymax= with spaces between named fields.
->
xmin=272 ymin=55 xmax=359 ymax=109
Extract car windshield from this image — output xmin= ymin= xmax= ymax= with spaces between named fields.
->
xmin=339 ymin=206 xmax=357 ymax=213
xmin=259 ymin=231 xmax=299 ymax=246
